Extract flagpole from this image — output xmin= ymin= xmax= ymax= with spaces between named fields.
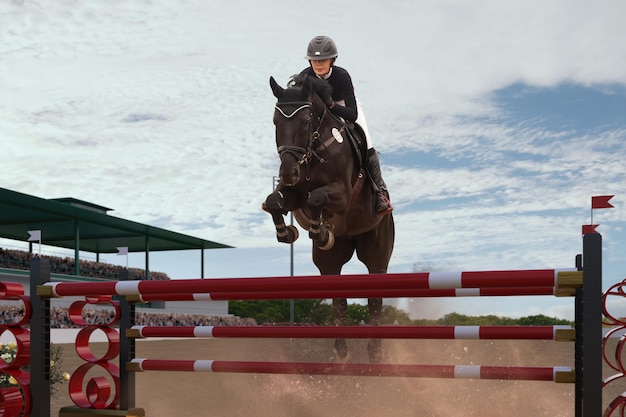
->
xmin=117 ymin=247 xmax=129 ymax=269
xmin=27 ymin=230 xmax=42 ymax=258
xmin=589 ymin=195 xmax=615 ymax=235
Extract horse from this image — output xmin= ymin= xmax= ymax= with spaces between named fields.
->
xmin=263 ymin=74 xmax=395 ymax=363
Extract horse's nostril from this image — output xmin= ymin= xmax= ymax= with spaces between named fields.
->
xmin=280 ymin=175 xmax=298 ymax=187
xmin=279 ymin=165 xmax=300 ymax=186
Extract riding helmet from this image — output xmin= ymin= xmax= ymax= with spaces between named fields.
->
xmin=305 ymin=36 xmax=338 ymax=60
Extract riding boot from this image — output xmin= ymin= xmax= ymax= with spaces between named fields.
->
xmin=366 ymin=148 xmax=392 ymax=214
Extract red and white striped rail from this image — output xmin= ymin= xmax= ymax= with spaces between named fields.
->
xmin=128 ymin=358 xmax=573 ymax=382
xmin=130 ymin=286 xmax=561 ymax=302
xmin=40 ymin=269 xmax=579 ymax=298
xmin=128 ymin=325 xmax=575 ymax=341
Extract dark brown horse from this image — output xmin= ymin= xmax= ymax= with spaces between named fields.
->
xmin=263 ymin=75 xmax=395 ymax=363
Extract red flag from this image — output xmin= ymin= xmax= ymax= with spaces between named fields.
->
xmin=582 ymin=224 xmax=599 ymax=235
xmin=592 ymin=195 xmax=614 ymax=209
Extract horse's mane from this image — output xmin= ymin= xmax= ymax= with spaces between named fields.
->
xmin=288 ymin=74 xmax=333 ymax=102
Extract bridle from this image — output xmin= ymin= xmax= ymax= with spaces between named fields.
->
xmin=274 ymin=101 xmax=336 ymax=166
xmin=273 ymin=96 xmax=365 ymax=209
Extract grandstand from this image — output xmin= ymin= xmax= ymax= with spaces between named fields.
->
xmin=0 ymin=187 xmax=233 ymax=316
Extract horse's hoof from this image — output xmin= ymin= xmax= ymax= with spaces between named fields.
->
xmin=277 ymin=225 xmax=299 ymax=244
xmin=332 ymin=348 xmax=352 ymax=364
xmin=368 ymin=351 xmax=383 ymax=364
xmin=319 ymin=232 xmax=335 ymax=250
xmin=264 ymin=191 xmax=285 ymax=211
xmin=367 ymin=339 xmax=383 ymax=364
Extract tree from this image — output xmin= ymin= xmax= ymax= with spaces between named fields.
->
xmin=517 ymin=314 xmax=571 ymax=326
xmin=346 ymin=304 xmax=369 ymax=325
xmin=229 ymin=299 xmax=334 ymax=324
xmin=380 ymin=305 xmax=413 ymax=324
xmin=229 ymin=300 xmax=289 ymax=323
xmin=230 ymin=300 xmax=574 ymax=326
xmin=294 ymin=299 xmax=334 ymax=325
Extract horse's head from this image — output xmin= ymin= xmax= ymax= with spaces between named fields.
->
xmin=270 ymin=75 xmax=330 ymax=186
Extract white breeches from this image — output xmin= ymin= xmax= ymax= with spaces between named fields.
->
xmin=335 ymin=98 xmax=374 ymax=149
xmin=355 ymin=98 xmax=373 ymax=149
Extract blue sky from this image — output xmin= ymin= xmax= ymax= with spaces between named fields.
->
xmin=2 ymin=0 xmax=625 ymax=320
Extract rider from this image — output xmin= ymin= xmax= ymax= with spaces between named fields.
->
xmin=299 ymin=35 xmax=392 ymax=215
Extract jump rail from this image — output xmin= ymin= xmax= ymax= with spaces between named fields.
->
xmin=127 ymin=358 xmax=575 ymax=382
xmin=38 ymin=268 xmax=582 ymax=298
xmin=127 ymin=324 xmax=576 ymax=341
xmin=123 ymin=285 xmax=573 ymax=302
xmin=25 ymin=233 xmax=604 ymax=417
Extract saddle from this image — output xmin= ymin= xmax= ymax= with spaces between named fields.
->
xmin=334 ymin=119 xmax=370 ymax=209
xmin=347 ymin=123 xmax=368 ymax=169
xmin=323 ymin=112 xmax=367 ymax=171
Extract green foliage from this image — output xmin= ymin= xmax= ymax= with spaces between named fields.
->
xmin=345 ymin=304 xmax=368 ymax=325
xmin=230 ymin=300 xmax=574 ymax=327
xmin=294 ymin=299 xmax=334 ymax=325
xmin=48 ymin=344 xmax=69 ymax=393
xmin=1 ymin=342 xmax=68 ymax=393
xmin=229 ymin=299 xmax=333 ymax=324
xmin=436 ymin=312 xmax=572 ymax=326
xmin=381 ymin=305 xmax=414 ymax=325
xmin=516 ymin=314 xmax=572 ymax=326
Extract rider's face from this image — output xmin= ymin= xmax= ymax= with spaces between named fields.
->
xmin=310 ymin=59 xmax=332 ymax=77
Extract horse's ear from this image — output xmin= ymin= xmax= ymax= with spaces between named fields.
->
xmin=269 ymin=76 xmax=284 ymax=99
xmin=301 ymin=76 xmax=312 ymax=100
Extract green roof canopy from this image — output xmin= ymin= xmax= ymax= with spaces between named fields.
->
xmin=0 ymin=187 xmax=232 ymax=277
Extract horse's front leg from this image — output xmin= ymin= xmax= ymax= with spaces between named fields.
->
xmin=263 ymin=190 xmax=299 ymax=244
xmin=307 ymin=184 xmax=348 ymax=250
xmin=332 ymin=298 xmax=351 ymax=363
xmin=306 ymin=188 xmax=329 ymax=242
xmin=367 ymin=297 xmax=383 ymax=363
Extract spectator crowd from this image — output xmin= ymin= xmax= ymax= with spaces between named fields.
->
xmin=1 ymin=304 xmax=256 ymax=328
xmin=0 ymin=247 xmax=257 ymax=328
xmin=0 ymin=247 xmax=169 ymax=280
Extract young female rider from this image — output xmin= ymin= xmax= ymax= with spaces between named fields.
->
xmin=299 ymin=35 xmax=392 ymax=214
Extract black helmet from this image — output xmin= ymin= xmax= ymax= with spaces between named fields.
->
xmin=305 ymin=36 xmax=338 ymax=60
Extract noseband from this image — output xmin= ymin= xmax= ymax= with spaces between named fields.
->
xmin=275 ymin=101 xmax=328 ymax=165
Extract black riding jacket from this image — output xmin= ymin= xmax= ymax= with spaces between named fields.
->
xmin=299 ymin=65 xmax=358 ymax=123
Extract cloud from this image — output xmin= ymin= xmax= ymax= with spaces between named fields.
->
xmin=1 ymin=0 xmax=625 ymax=320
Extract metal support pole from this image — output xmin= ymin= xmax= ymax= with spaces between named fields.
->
xmin=144 ymin=235 xmax=150 ymax=280
xmin=201 ymin=247 xmax=205 ymax=279
xmin=290 ymin=211 xmax=294 ymax=324
xmin=30 ymin=257 xmax=51 ymax=417
xmin=119 ymin=268 xmax=136 ymax=410
xmin=273 ymin=175 xmax=295 ymax=324
xmin=574 ymin=253 xmax=583 ymax=417
xmin=74 ymin=220 xmax=80 ymax=276
xmin=581 ymin=233 xmax=603 ymax=416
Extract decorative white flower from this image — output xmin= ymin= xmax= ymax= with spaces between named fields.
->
xmin=0 ymin=343 xmax=68 ymax=392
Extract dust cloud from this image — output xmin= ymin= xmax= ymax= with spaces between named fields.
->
xmin=128 ymin=338 xmax=576 ymax=417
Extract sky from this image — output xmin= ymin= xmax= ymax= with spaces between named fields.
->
xmin=2 ymin=0 xmax=626 ymax=321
